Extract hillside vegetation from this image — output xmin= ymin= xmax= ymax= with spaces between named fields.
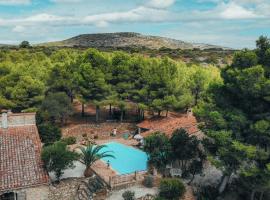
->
xmin=1 ymin=33 xmax=234 ymax=67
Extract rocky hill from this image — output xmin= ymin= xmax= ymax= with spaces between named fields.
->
xmin=0 ymin=44 xmax=11 ymax=47
xmin=39 ymin=32 xmax=230 ymax=50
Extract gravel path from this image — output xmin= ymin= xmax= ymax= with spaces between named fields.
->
xmin=106 ymin=185 xmax=158 ymax=200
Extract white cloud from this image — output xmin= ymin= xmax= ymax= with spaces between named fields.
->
xmin=83 ymin=6 xmax=173 ymax=25
xmin=163 ymin=21 xmax=259 ymax=49
xmin=12 ymin=25 xmax=25 ymax=32
xmin=0 ymin=13 xmax=74 ymax=27
xmin=50 ymin=0 xmax=83 ymax=3
xmin=0 ymin=1 xmax=265 ymax=29
xmin=95 ymin=20 xmax=108 ymax=28
xmin=146 ymin=0 xmax=176 ymax=9
xmin=219 ymin=2 xmax=259 ymax=19
xmin=233 ymin=0 xmax=264 ymax=4
xmin=0 ymin=0 xmax=31 ymax=5
xmin=22 ymin=13 xmax=67 ymax=23
xmin=197 ymin=0 xmax=220 ymax=3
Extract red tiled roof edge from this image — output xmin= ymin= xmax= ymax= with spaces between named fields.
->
xmin=0 ymin=125 xmax=49 ymax=192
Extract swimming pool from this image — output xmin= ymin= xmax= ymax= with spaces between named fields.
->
xmin=100 ymin=142 xmax=148 ymax=175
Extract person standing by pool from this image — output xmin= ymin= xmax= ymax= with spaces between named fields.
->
xmin=113 ymin=128 xmax=117 ymax=136
xmin=107 ymin=160 xmax=110 ymax=168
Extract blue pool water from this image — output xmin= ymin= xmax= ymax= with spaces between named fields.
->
xmin=100 ymin=142 xmax=148 ymax=175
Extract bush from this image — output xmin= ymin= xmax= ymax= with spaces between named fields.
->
xmin=143 ymin=175 xmax=154 ymax=188
xmin=38 ymin=123 xmax=62 ymax=145
xmin=61 ymin=137 xmax=76 ymax=145
xmin=122 ymin=190 xmax=135 ymax=200
xmin=159 ymin=178 xmax=186 ymax=200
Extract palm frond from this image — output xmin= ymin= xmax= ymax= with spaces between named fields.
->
xmin=78 ymin=144 xmax=115 ymax=168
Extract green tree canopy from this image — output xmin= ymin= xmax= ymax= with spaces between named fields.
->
xmin=194 ymin=36 xmax=270 ymax=199
xmin=144 ymin=132 xmax=171 ymax=173
xmin=38 ymin=123 xmax=62 ymax=145
xmin=40 ymin=92 xmax=73 ymax=124
xmin=19 ymin=41 xmax=31 ymax=48
xmin=41 ymin=141 xmax=79 ymax=182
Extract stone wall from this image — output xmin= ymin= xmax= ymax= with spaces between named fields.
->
xmin=48 ymin=178 xmax=85 ymax=200
xmin=0 ymin=112 xmax=36 ymax=128
xmin=1 ymin=185 xmax=50 ymax=200
xmin=23 ymin=185 xmax=49 ymax=200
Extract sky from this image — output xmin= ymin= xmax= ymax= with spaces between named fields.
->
xmin=0 ymin=0 xmax=269 ymax=49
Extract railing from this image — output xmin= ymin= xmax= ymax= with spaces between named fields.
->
xmin=109 ymin=170 xmax=147 ymax=189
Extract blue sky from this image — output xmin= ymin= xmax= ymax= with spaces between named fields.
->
xmin=0 ymin=0 xmax=269 ymax=48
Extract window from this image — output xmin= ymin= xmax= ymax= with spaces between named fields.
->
xmin=0 ymin=192 xmax=17 ymax=200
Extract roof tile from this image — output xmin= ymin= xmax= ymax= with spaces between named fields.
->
xmin=138 ymin=114 xmax=202 ymax=138
xmin=0 ymin=125 xmax=49 ymax=192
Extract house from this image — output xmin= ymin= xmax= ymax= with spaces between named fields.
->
xmin=137 ymin=113 xmax=204 ymax=139
xmin=0 ymin=111 xmax=49 ymax=200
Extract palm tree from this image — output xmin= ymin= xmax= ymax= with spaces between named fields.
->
xmin=78 ymin=144 xmax=115 ymax=177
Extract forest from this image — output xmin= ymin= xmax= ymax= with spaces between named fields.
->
xmin=0 ymin=46 xmax=220 ymax=118
xmin=194 ymin=36 xmax=270 ymax=199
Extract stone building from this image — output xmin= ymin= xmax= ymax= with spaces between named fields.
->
xmin=0 ymin=111 xmax=49 ymax=200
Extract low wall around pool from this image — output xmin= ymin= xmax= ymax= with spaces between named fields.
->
xmin=109 ymin=170 xmax=147 ymax=189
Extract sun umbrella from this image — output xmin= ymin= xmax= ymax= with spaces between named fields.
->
xmin=134 ymin=134 xmax=143 ymax=140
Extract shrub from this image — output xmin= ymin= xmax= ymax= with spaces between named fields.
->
xmin=143 ymin=175 xmax=154 ymax=188
xmin=61 ymin=137 xmax=76 ymax=145
xmin=122 ymin=190 xmax=135 ymax=200
xmin=38 ymin=123 xmax=62 ymax=145
xmin=159 ymin=178 xmax=186 ymax=200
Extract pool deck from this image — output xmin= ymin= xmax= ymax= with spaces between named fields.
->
xmin=91 ymin=160 xmax=117 ymax=184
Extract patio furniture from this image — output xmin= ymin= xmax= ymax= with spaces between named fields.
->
xmin=122 ymin=133 xmax=130 ymax=140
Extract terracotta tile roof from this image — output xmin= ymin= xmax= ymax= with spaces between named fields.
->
xmin=0 ymin=125 xmax=49 ymax=192
xmin=138 ymin=114 xmax=202 ymax=138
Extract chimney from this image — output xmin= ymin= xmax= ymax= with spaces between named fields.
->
xmin=1 ymin=110 xmax=8 ymax=129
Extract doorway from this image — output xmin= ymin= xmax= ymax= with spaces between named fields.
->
xmin=0 ymin=192 xmax=17 ymax=200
